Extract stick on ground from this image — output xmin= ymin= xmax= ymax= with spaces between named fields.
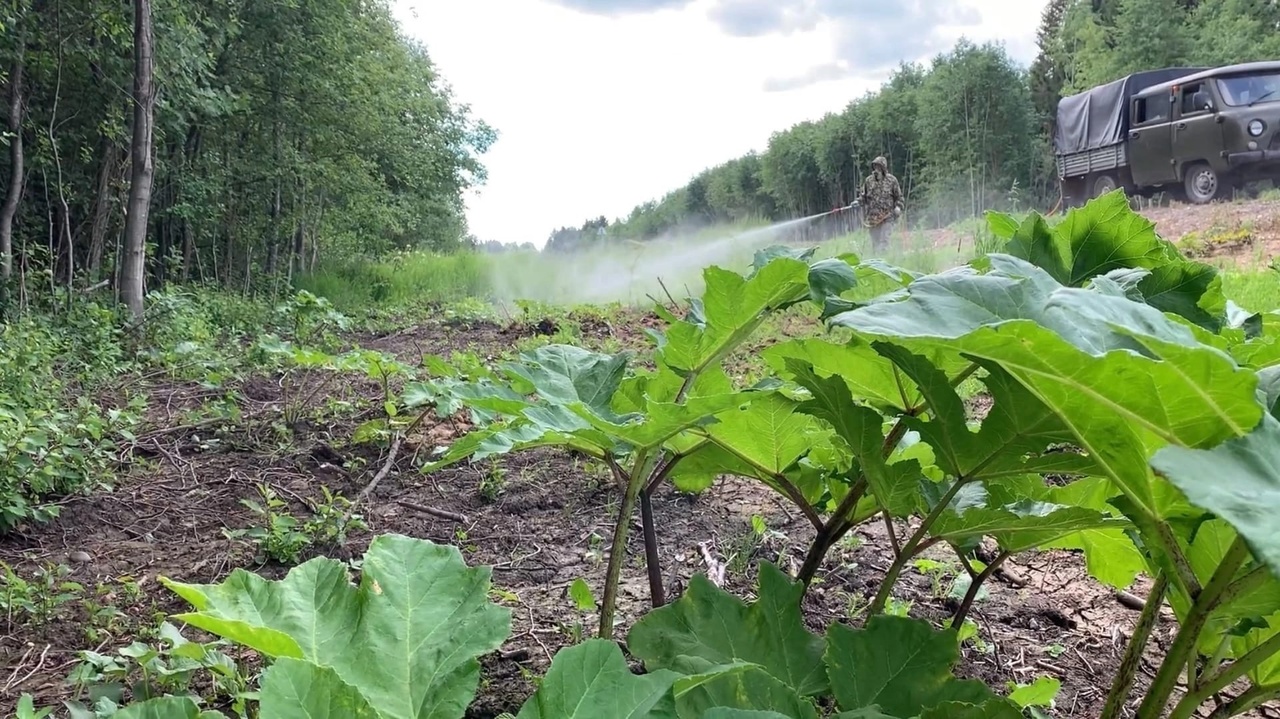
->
xmin=342 ymin=433 xmax=404 ymax=525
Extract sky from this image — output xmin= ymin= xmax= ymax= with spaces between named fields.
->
xmin=392 ymin=0 xmax=1049 ymax=248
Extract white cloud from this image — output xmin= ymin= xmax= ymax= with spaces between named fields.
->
xmin=393 ymin=0 xmax=1047 ymax=248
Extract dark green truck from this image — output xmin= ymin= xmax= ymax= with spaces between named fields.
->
xmin=1055 ymin=61 xmax=1280 ymax=206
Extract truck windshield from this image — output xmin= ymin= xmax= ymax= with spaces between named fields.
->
xmin=1215 ymin=73 xmax=1280 ymax=107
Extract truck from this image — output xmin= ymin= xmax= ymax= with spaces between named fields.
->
xmin=1055 ymin=61 xmax=1280 ymax=206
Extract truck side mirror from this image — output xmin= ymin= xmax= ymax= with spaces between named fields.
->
xmin=1192 ymin=90 xmax=1214 ymax=112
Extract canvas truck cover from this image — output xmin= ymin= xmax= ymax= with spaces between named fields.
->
xmin=1054 ymin=67 xmax=1209 ymax=154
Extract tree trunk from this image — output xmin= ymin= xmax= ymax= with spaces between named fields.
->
xmin=0 ymin=39 xmax=26 ymax=283
xmin=120 ymin=0 xmax=156 ymax=319
xmin=88 ymin=141 xmax=122 ymax=282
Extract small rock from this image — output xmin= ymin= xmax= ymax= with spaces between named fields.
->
xmin=69 ymin=550 xmax=92 ymax=564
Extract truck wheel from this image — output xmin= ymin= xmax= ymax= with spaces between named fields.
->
xmin=1092 ymin=173 xmax=1118 ymax=197
xmin=1183 ymin=163 xmax=1224 ymax=204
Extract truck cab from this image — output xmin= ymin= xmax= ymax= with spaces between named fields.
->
xmin=1127 ymin=61 xmax=1280 ymax=203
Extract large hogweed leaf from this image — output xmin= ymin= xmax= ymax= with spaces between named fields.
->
xmin=828 ymin=253 xmax=1262 ymax=522
xmin=825 ymin=615 xmax=1005 ymax=716
xmin=628 ymin=562 xmax=828 ymax=697
xmin=514 ymin=640 xmax=679 ymax=719
xmin=1152 ymin=414 xmax=1280 ymax=579
xmin=160 ymin=535 xmax=512 ymax=719
xmin=988 ymin=190 xmax=1226 ymax=331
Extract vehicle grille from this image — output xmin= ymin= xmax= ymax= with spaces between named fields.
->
xmin=1271 ymin=132 xmax=1280 ymax=151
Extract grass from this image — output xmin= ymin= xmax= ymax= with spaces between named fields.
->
xmin=1222 ymin=268 xmax=1280 ymax=312
xmin=294 ymin=250 xmax=490 ymax=311
xmin=293 ymin=214 xmax=1280 ymax=318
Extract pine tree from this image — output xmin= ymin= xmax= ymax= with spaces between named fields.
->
xmin=1029 ymin=0 xmax=1072 ymax=130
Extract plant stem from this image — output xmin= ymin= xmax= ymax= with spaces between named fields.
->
xmin=796 ymin=414 xmax=914 ymax=589
xmin=1101 ymin=572 xmax=1169 ymax=719
xmin=797 ymin=480 xmax=867 ymax=586
xmin=1137 ymin=536 xmax=1251 ymax=719
xmin=639 ymin=485 xmax=665 ymax=607
xmin=1208 ymin=684 xmax=1280 ymax=718
xmin=882 ymin=510 xmax=901 ymax=558
xmin=868 ymin=476 xmax=973 ymax=616
xmin=598 ymin=451 xmax=650 ymax=639
xmin=951 ymin=551 xmax=1008 ymax=627
xmin=1171 ymin=630 xmax=1280 ymax=719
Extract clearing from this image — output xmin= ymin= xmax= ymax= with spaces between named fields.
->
xmin=2 ymin=197 xmax=1279 ymax=718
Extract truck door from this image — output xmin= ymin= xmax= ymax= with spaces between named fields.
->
xmin=1172 ymin=81 xmax=1226 ymax=177
xmin=1128 ymin=95 xmax=1177 ymax=186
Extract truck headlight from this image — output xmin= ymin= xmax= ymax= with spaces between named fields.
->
xmin=1248 ymin=119 xmax=1266 ymax=137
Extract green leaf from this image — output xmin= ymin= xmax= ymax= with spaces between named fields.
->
xmin=161 ymin=534 xmax=511 ymax=719
xmin=825 ymin=615 xmax=1000 ymax=716
xmin=569 ymin=578 xmax=596 ymax=611
xmin=701 ymin=711 xmax=795 ymax=719
xmin=1151 ymin=414 xmax=1280 ymax=577
xmin=628 ymin=562 xmax=828 ymax=697
xmin=984 ymin=210 xmax=1022 ymax=240
xmin=829 ymin=254 xmax=1262 ymax=520
xmin=784 ymin=357 xmax=922 ymax=516
xmin=918 ymin=700 xmax=1024 ymax=719
xmin=502 ymin=345 xmax=628 ymax=418
xmin=1046 ymin=478 xmax=1147 ymax=589
xmin=660 ymin=259 xmax=810 ymax=373
xmin=113 ymin=697 xmax=205 ymax=719
xmin=999 ymin=193 xmax=1225 ymax=330
xmin=764 ymin=337 xmax=919 ymax=413
xmin=703 ymin=393 xmax=818 ymax=476
xmin=1006 ymin=676 xmax=1061 ymax=709
xmin=514 ymin=639 xmax=678 ymax=719
xmin=668 ymin=659 xmax=818 ymax=719
xmin=259 ymin=658 xmax=381 ymax=718
xmin=932 ymin=500 xmax=1126 ymax=553
xmin=808 ymin=257 xmax=859 ymax=307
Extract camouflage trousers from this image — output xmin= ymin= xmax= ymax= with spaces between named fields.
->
xmin=869 ymin=219 xmax=894 ymax=253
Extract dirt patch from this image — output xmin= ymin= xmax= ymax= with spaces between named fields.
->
xmin=0 ymin=315 xmax=1272 ymax=718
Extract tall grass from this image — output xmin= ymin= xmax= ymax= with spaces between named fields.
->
xmin=295 ymin=251 xmax=491 ymax=310
xmin=1221 ymin=268 xmax=1280 ymax=312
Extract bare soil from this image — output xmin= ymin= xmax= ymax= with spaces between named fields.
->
xmin=2 ymin=251 xmax=1277 ymax=717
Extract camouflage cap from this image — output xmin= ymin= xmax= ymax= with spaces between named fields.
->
xmin=872 ymin=156 xmax=887 ymax=169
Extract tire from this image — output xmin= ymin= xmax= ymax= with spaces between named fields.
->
xmin=1092 ymin=173 xmax=1119 ymax=198
xmin=1183 ymin=163 xmax=1224 ymax=204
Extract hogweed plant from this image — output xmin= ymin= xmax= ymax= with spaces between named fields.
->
xmin=418 ymin=190 xmax=1280 ymax=717
xmin=86 ymin=191 xmax=1280 ymax=718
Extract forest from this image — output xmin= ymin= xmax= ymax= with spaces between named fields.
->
xmin=0 ymin=0 xmax=493 ymax=317
xmin=543 ymin=0 xmax=1280 ymax=252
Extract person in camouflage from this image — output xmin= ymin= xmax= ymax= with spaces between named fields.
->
xmin=859 ymin=156 xmax=903 ymax=253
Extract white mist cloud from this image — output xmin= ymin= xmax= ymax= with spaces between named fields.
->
xmin=392 ymin=0 xmax=1047 ymax=249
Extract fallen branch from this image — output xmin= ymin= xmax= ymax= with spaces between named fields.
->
xmin=1115 ymin=589 xmax=1146 ymax=611
xmin=396 ymin=499 xmax=469 ymax=524
xmin=342 ymin=433 xmax=404 ymax=526
xmin=699 ymin=540 xmax=726 ymax=587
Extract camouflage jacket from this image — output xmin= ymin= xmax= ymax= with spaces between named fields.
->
xmin=859 ymin=171 xmax=903 ymax=226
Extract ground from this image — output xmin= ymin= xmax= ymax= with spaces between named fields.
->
xmin=2 ymin=200 xmax=1278 ymax=718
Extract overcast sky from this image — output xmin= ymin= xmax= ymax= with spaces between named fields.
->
xmin=393 ymin=0 xmax=1048 ymax=248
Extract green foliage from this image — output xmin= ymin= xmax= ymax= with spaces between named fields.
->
xmin=1 ymin=0 xmax=491 ymax=312
xmin=430 ymin=193 xmax=1280 ymax=718
xmin=295 ymin=250 xmax=492 ymax=313
xmin=159 ymin=534 xmax=512 ymax=719
xmin=517 ymin=563 xmax=1022 ymax=718
xmin=419 ymin=246 xmax=856 ymax=636
xmin=0 ymin=314 xmax=140 ymax=532
xmin=65 ymin=622 xmax=251 ymax=716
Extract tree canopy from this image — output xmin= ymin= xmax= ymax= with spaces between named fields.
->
xmin=554 ymin=0 xmax=1280 ymax=249
xmin=0 ymin=0 xmax=493 ymax=312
